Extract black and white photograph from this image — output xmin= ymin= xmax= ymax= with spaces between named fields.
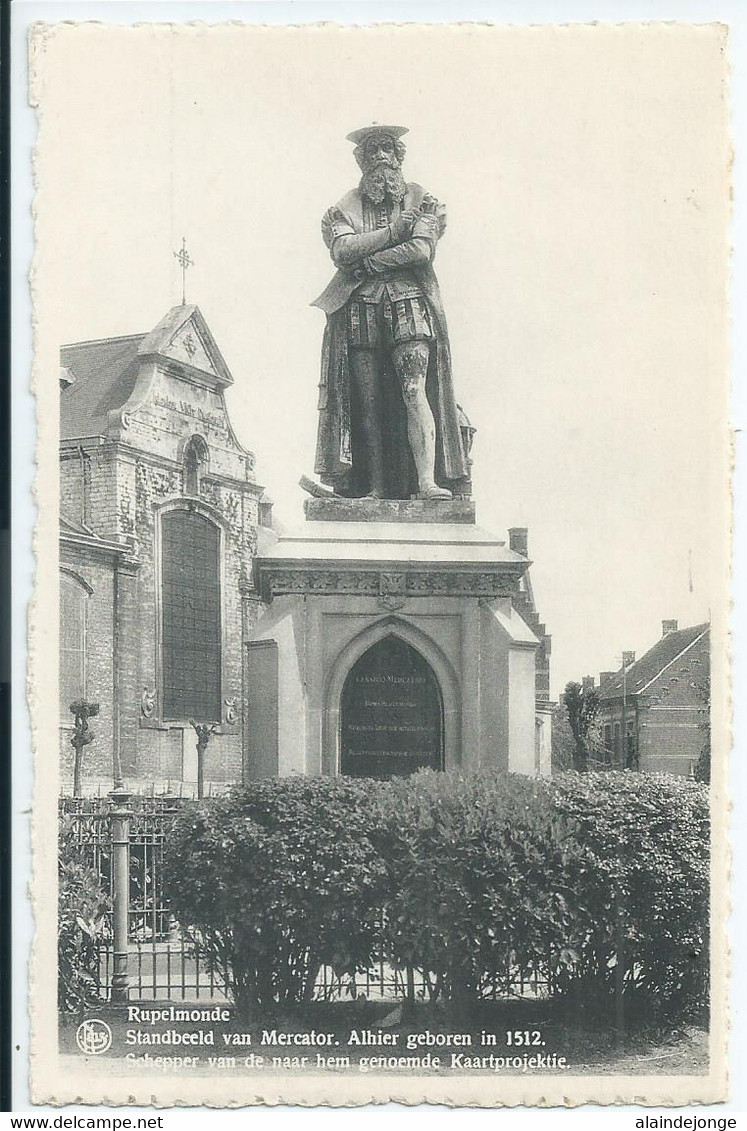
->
xmin=20 ymin=13 xmax=732 ymax=1109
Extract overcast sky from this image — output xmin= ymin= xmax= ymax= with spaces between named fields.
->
xmin=34 ymin=20 xmax=730 ymax=696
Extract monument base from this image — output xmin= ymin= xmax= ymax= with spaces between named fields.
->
xmin=246 ymin=516 xmax=547 ymax=781
xmin=303 ymin=496 xmax=476 ymax=524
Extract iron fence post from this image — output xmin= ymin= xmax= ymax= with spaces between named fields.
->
xmin=109 ymin=788 xmax=131 ymax=1004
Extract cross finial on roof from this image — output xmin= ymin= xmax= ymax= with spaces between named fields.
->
xmin=173 ymin=237 xmax=194 ymax=306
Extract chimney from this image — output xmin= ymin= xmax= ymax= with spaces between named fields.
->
xmin=599 ymin=671 xmax=614 ymax=686
xmin=508 ymin=527 xmax=528 ymax=556
xmin=258 ymin=493 xmax=274 ymax=528
xmin=662 ymin=619 xmax=678 ymax=637
xmin=622 ymin=651 xmax=636 ymax=668
xmin=582 ymin=675 xmax=595 ymax=692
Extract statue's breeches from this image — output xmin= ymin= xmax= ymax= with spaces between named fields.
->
xmin=346 ymin=296 xmax=433 ymax=351
xmin=314 ymin=267 xmax=470 ymax=495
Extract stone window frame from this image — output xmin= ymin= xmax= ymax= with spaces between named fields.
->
xmin=153 ymin=498 xmax=230 ymax=731
xmin=59 ymin=568 xmax=92 ymax=725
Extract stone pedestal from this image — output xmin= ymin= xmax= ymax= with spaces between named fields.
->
xmin=304 ymin=497 xmax=476 ymax=524
xmin=246 ymin=505 xmax=544 ymax=780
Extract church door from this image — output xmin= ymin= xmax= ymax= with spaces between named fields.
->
xmin=340 ymin=636 xmax=444 ymax=778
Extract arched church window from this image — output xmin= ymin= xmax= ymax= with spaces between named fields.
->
xmin=60 ymin=573 xmax=87 ymax=718
xmin=161 ymin=509 xmax=221 ymax=722
xmin=183 ymin=435 xmax=209 ymax=497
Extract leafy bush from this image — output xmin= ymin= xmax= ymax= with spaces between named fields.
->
xmin=548 ymin=772 xmax=709 ymax=1023
xmin=693 ymin=746 xmax=710 ymax=784
xmin=58 ymin=815 xmax=111 ymax=1013
xmin=162 ymin=770 xmax=709 ymax=1026
xmin=163 ymin=778 xmax=387 ymax=1017
xmin=369 ymin=772 xmax=587 ymax=1010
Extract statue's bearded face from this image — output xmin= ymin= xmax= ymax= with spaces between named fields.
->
xmin=357 ymin=133 xmax=407 ymax=204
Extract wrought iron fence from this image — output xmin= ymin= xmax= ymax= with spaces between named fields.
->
xmin=312 ymin=957 xmax=553 ymax=1004
xmin=60 ymin=794 xmax=554 ymax=1005
xmin=60 ymin=794 xmax=228 ymax=1002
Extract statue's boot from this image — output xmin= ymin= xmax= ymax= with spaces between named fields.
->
xmin=418 ymin=484 xmax=452 ymax=500
xmin=362 ymin=452 xmax=386 ymax=498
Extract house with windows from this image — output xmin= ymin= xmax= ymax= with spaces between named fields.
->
xmin=596 ymin=620 xmax=710 ymax=776
xmin=59 ymin=304 xmax=271 ymax=794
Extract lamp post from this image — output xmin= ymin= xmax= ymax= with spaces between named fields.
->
xmin=621 ymin=651 xmax=636 ymax=770
xmin=108 ymin=686 xmax=131 ymax=1006
xmin=109 ymin=789 xmax=132 ymax=1005
xmin=190 ymin=721 xmax=218 ymax=799
xmin=68 ymin=699 xmax=99 ymax=797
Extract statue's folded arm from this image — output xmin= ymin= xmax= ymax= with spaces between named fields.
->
xmin=328 ymin=226 xmax=393 ymax=267
xmin=364 ymin=236 xmax=435 ymax=273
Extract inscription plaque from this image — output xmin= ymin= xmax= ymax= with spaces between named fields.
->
xmin=340 ymin=636 xmax=444 ymax=778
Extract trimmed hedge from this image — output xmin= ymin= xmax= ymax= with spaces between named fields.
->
xmin=163 ymin=771 xmax=709 ymax=1024
xmin=163 ymin=778 xmax=387 ymax=1014
xmin=368 ymin=772 xmax=587 ymax=1009
xmin=547 ymin=773 xmax=710 ymax=1018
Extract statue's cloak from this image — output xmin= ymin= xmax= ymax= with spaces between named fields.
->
xmin=311 ymin=184 xmax=469 ymax=498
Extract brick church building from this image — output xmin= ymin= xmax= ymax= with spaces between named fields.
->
xmin=59 ymin=304 xmax=270 ymax=794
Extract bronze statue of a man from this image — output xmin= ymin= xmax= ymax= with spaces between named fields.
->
xmin=312 ymin=125 xmax=470 ymax=500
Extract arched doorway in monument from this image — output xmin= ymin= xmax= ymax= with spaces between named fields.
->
xmin=339 ymin=635 xmax=444 ymax=778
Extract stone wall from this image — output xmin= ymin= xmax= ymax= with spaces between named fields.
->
xmin=637 ymin=705 xmax=705 ymax=774
xmin=59 ymin=546 xmax=116 ymax=787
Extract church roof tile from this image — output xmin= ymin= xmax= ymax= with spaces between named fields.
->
xmin=60 ymin=333 xmax=145 ymax=440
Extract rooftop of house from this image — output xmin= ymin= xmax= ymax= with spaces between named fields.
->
xmin=598 ymin=622 xmax=709 ymax=700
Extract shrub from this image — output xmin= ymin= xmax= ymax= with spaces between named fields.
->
xmin=693 ymin=746 xmax=710 ymax=784
xmin=547 ymin=772 xmax=710 ymax=1023
xmin=162 ymin=769 xmax=709 ymax=1026
xmin=163 ymin=778 xmax=387 ymax=1018
xmin=369 ymin=771 xmax=588 ymax=1010
xmin=58 ymin=815 xmax=111 ymax=1013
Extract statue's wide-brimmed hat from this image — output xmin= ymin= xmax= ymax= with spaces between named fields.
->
xmin=346 ymin=124 xmax=409 ymax=145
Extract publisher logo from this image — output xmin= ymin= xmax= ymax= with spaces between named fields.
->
xmin=76 ymin=1018 xmax=113 ymax=1056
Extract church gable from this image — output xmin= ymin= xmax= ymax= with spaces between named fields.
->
xmin=60 ymin=306 xmax=238 ymax=448
xmin=60 ymin=305 xmax=256 ymax=486
xmin=137 ymin=305 xmax=233 ymax=388
xmin=113 ymin=361 xmax=253 ymax=484
xmin=164 ymin=319 xmax=215 ymax=374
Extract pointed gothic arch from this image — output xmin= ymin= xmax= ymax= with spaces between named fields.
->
xmin=323 ymin=617 xmax=461 ymax=775
xmin=340 ymin=636 xmax=444 ymax=777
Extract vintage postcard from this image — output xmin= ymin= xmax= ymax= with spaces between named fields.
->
xmin=27 ymin=17 xmax=731 ymax=1107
